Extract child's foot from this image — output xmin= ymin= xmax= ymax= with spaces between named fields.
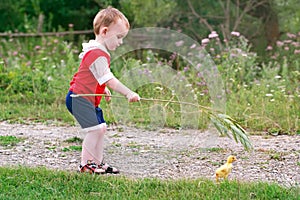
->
xmin=78 ymin=160 xmax=105 ymax=174
xmin=99 ymin=163 xmax=120 ymax=174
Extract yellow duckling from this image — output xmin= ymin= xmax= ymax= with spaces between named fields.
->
xmin=215 ymin=155 xmax=237 ymax=183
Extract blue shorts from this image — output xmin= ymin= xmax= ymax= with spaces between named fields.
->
xmin=66 ymin=91 xmax=105 ymax=129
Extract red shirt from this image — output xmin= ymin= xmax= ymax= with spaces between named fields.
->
xmin=69 ymin=49 xmax=110 ymax=107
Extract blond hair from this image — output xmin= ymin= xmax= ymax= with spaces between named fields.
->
xmin=93 ymin=6 xmax=130 ymax=35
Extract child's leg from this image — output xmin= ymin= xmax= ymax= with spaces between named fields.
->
xmin=81 ymin=124 xmax=106 ymax=166
xmin=94 ymin=123 xmax=107 ymax=164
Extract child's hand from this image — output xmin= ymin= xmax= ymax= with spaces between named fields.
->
xmin=104 ymin=87 xmax=111 ymax=102
xmin=126 ymin=92 xmax=140 ymax=102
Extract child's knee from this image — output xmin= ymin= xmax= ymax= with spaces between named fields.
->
xmin=100 ymin=123 xmax=107 ymax=133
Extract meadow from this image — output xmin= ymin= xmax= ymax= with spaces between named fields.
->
xmin=0 ymin=32 xmax=299 ymax=134
xmin=0 ymin=31 xmax=299 ymax=199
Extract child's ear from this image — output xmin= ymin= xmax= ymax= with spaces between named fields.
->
xmin=100 ymin=27 xmax=108 ymax=36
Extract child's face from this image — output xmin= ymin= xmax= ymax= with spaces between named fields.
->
xmin=103 ymin=19 xmax=129 ymax=51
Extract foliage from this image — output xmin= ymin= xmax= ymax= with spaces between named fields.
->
xmin=0 ymin=36 xmax=78 ymax=104
xmin=0 ymin=0 xmax=99 ymax=32
xmin=0 ymin=167 xmax=299 ymax=199
xmin=200 ymin=30 xmax=299 ymax=134
xmin=119 ymin=0 xmax=176 ymax=27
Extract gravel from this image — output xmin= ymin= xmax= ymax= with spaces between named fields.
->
xmin=0 ymin=121 xmax=299 ymax=187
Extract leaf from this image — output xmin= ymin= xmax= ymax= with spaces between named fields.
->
xmin=209 ymin=113 xmax=253 ymax=150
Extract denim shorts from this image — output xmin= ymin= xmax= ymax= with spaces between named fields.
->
xmin=66 ymin=91 xmax=105 ymax=129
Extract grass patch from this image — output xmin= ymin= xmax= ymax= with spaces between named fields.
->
xmin=64 ymin=137 xmax=83 ymax=143
xmin=0 ymin=135 xmax=22 ymax=147
xmin=0 ymin=167 xmax=299 ymax=200
xmin=62 ymin=145 xmax=82 ymax=152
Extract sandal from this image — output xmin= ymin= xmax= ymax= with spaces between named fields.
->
xmin=78 ymin=160 xmax=105 ymax=174
xmin=99 ymin=163 xmax=120 ymax=174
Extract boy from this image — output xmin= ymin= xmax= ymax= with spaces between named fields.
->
xmin=66 ymin=6 xmax=140 ymax=174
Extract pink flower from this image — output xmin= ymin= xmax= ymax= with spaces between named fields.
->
xmin=276 ymin=41 xmax=284 ymax=47
xmin=231 ymin=31 xmax=240 ymax=37
xmin=190 ymin=43 xmax=196 ymax=49
xmin=292 ymin=42 xmax=300 ymax=47
xmin=287 ymin=33 xmax=296 ymax=38
xmin=175 ymin=40 xmax=184 ymax=47
xmin=283 ymin=40 xmax=292 ymax=44
xmin=284 ymin=46 xmax=289 ymax=51
xmin=35 ymin=45 xmax=41 ymax=50
xmin=201 ymin=38 xmax=210 ymax=45
xmin=294 ymin=49 xmax=300 ymax=54
xmin=266 ymin=45 xmax=273 ymax=51
xmin=208 ymin=31 xmax=218 ymax=38
xmin=26 ymin=61 xmax=32 ymax=66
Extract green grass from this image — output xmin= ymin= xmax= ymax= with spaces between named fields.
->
xmin=0 ymin=135 xmax=23 ymax=147
xmin=0 ymin=167 xmax=299 ymax=200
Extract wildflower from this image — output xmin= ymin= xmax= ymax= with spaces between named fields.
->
xmin=274 ymin=75 xmax=281 ymax=79
xmin=287 ymin=33 xmax=296 ymax=38
xmin=196 ymin=63 xmax=202 ymax=70
xmin=13 ymin=51 xmax=18 ymax=56
xmin=208 ymin=31 xmax=218 ymax=39
xmin=266 ymin=45 xmax=273 ymax=51
xmin=26 ymin=61 xmax=32 ymax=66
xmin=276 ymin=41 xmax=284 ymax=47
xmin=292 ymin=42 xmax=300 ymax=47
xmin=190 ymin=43 xmax=196 ymax=49
xmin=265 ymin=93 xmax=273 ymax=97
xmin=68 ymin=23 xmax=74 ymax=28
xmin=294 ymin=49 xmax=300 ymax=54
xmin=201 ymin=38 xmax=210 ymax=45
xmin=183 ymin=66 xmax=189 ymax=72
xmin=283 ymin=40 xmax=292 ymax=44
xmin=231 ymin=31 xmax=240 ymax=37
xmin=175 ymin=40 xmax=184 ymax=47
xmin=284 ymin=46 xmax=289 ymax=51
xmin=270 ymin=99 xmax=275 ymax=102
xmin=35 ymin=45 xmax=41 ymax=50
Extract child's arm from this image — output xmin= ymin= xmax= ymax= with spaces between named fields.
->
xmin=89 ymin=56 xmax=140 ymax=102
xmin=106 ymin=77 xmax=140 ymax=102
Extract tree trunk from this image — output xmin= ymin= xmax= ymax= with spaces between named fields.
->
xmin=232 ymin=0 xmax=280 ymax=45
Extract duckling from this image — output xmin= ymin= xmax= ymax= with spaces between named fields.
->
xmin=215 ymin=155 xmax=237 ymax=183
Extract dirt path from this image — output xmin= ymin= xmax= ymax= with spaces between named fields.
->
xmin=0 ymin=121 xmax=299 ymax=187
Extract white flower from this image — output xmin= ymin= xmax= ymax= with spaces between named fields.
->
xmin=265 ymin=93 xmax=273 ymax=97
xmin=275 ymin=75 xmax=281 ymax=79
